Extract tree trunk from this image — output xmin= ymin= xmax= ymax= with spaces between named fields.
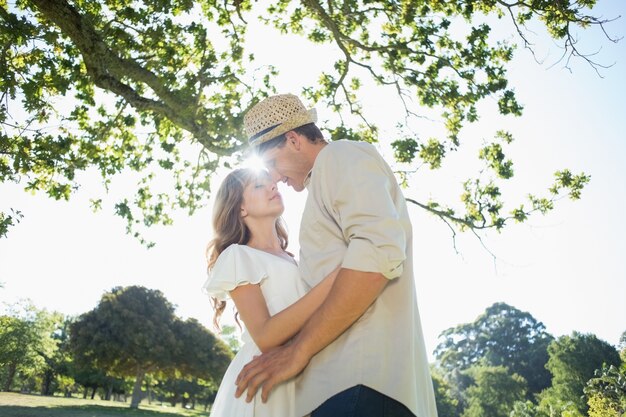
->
xmin=3 ymin=362 xmax=17 ymax=391
xmin=91 ymin=386 xmax=97 ymax=399
xmin=129 ymin=369 xmax=145 ymax=409
xmin=105 ymin=384 xmax=112 ymax=401
xmin=41 ymin=369 xmax=54 ymax=395
xmin=146 ymin=380 xmax=152 ymax=404
xmin=82 ymin=386 xmax=88 ymax=399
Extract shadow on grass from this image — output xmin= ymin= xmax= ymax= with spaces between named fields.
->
xmin=0 ymin=404 xmax=201 ymax=417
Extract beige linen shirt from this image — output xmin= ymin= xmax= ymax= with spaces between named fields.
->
xmin=295 ymin=140 xmax=438 ymax=417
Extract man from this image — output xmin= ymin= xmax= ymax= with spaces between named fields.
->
xmin=236 ymin=93 xmax=437 ymax=417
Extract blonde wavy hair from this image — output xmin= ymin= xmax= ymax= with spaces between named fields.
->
xmin=206 ymin=168 xmax=289 ymax=328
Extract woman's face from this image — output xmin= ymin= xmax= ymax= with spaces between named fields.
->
xmin=240 ymin=172 xmax=284 ymax=220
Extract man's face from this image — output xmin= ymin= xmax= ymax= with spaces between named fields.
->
xmin=260 ymin=137 xmax=310 ymax=192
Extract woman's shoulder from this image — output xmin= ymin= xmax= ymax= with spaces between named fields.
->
xmin=215 ymin=244 xmax=255 ymax=263
xmin=219 ymin=243 xmax=243 ymax=256
xmin=216 ymin=244 xmax=297 ymax=272
xmin=204 ymin=244 xmax=269 ymax=299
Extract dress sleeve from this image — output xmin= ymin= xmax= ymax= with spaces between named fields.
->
xmin=202 ymin=245 xmax=267 ymax=301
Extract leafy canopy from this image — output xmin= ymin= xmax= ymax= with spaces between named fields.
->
xmin=1 ymin=0 xmax=618 ymax=243
xmin=585 ymin=364 xmax=626 ymax=417
xmin=434 ymin=302 xmax=554 ymax=396
xmin=69 ymin=285 xmax=232 ymax=408
xmin=538 ymin=332 xmax=622 ymax=416
xmin=461 ymin=364 xmax=527 ymax=417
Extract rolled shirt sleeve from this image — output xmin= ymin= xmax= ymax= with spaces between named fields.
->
xmin=319 ymin=143 xmax=406 ymax=279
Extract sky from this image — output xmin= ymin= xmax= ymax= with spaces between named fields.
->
xmin=1 ymin=3 xmax=625 ymax=360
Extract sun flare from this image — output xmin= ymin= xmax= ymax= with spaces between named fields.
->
xmin=242 ymin=155 xmax=267 ymax=172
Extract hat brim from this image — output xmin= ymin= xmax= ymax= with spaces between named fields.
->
xmin=249 ymin=108 xmax=317 ymax=147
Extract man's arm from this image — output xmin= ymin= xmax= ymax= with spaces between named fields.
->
xmin=235 ymin=267 xmax=388 ymax=403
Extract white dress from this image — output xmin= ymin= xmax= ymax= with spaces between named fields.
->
xmin=202 ymin=244 xmax=307 ymax=417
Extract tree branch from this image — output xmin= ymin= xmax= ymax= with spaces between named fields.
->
xmin=28 ymin=0 xmax=242 ymax=156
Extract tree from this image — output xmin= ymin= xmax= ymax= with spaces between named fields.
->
xmin=435 ymin=302 xmax=554 ymax=396
xmin=2 ymin=0 xmax=617 ymax=243
xmin=37 ymin=316 xmax=74 ymax=396
xmin=69 ymin=285 xmax=180 ymax=408
xmin=584 ymin=364 xmax=626 ymax=417
xmin=0 ymin=315 xmax=38 ymax=391
xmin=430 ymin=366 xmax=460 ymax=417
xmin=538 ymin=332 xmax=622 ymax=416
xmin=172 ymin=317 xmax=232 ymax=384
xmin=153 ymin=375 xmax=220 ymax=410
xmin=461 ymin=364 xmax=527 ymax=417
xmin=69 ymin=285 xmax=231 ymax=409
xmin=160 ymin=318 xmax=232 ymax=409
xmin=72 ymin=364 xmax=126 ymax=400
xmin=510 ymin=400 xmax=539 ymax=417
xmin=0 ymin=301 xmax=63 ymax=392
xmin=219 ymin=324 xmax=242 ymax=353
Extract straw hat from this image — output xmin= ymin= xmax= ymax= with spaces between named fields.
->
xmin=244 ymin=94 xmax=317 ymax=146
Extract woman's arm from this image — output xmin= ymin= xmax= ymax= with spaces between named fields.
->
xmin=229 ymin=266 xmax=339 ymax=353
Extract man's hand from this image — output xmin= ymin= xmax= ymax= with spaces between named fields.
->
xmin=235 ymin=342 xmax=310 ymax=403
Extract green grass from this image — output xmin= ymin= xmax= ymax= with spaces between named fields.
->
xmin=0 ymin=392 xmax=209 ymax=417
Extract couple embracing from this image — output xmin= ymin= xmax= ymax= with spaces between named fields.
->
xmin=203 ymin=94 xmax=438 ymax=417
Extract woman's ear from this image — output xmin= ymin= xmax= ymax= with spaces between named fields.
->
xmin=240 ymin=206 xmax=248 ymax=218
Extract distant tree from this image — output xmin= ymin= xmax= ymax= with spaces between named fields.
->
xmin=37 ymin=316 xmax=73 ymax=396
xmin=219 ymin=325 xmax=242 ymax=353
xmin=443 ymin=367 xmax=474 ymax=412
xmin=430 ymin=366 xmax=460 ymax=417
xmin=72 ymin=362 xmax=125 ymax=400
xmin=69 ymin=286 xmax=230 ymax=408
xmin=0 ymin=302 xmax=63 ymax=392
xmin=510 ymin=400 xmax=539 ymax=417
xmin=435 ymin=302 xmax=553 ymax=396
xmin=70 ymin=286 xmax=179 ymax=409
xmin=538 ymin=332 xmax=622 ymax=416
xmin=0 ymin=315 xmax=38 ymax=391
xmin=461 ymin=364 xmax=527 ymax=417
xmin=584 ymin=364 xmax=626 ymax=417
xmin=172 ymin=317 xmax=232 ymax=383
xmin=157 ymin=376 xmax=219 ymax=410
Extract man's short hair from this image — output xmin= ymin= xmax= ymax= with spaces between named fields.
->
xmin=256 ymin=123 xmax=325 ymax=155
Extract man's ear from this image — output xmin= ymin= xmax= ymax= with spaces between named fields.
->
xmin=285 ymin=131 xmax=301 ymax=150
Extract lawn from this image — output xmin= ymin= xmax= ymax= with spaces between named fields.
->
xmin=0 ymin=392 xmax=209 ymax=417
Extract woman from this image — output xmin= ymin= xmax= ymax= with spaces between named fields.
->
xmin=203 ymin=168 xmax=337 ymax=417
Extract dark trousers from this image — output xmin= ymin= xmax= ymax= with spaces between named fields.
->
xmin=311 ymin=385 xmax=416 ymax=417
